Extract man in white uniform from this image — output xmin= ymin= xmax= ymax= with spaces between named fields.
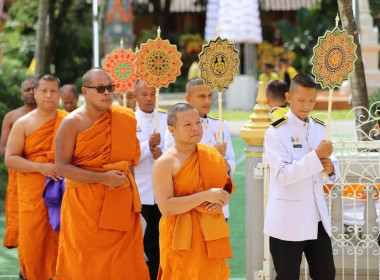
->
xmin=134 ymin=80 xmax=167 ymax=280
xmin=264 ymin=74 xmax=339 ymax=279
xmin=165 ymin=78 xmax=235 ymax=218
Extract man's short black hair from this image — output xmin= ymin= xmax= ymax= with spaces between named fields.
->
xmin=289 ymin=74 xmax=316 ymax=93
xmin=167 ymin=103 xmax=195 ymax=127
xmin=35 ymin=74 xmax=60 ymax=89
xmin=266 ymin=79 xmax=288 ymax=102
xmin=186 ymin=77 xmax=205 ymax=93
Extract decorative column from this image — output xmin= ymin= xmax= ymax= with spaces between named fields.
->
xmin=359 ymin=0 xmax=380 ymax=95
xmin=240 ymin=81 xmax=271 ymax=279
xmin=103 ymin=0 xmax=134 ymax=55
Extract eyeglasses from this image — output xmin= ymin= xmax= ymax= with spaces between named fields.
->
xmin=84 ymin=84 xmax=116 ymax=93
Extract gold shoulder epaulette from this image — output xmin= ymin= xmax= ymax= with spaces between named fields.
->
xmin=271 ymin=116 xmax=288 ymax=128
xmin=158 ymin=108 xmax=168 ymax=113
xmin=311 ymin=116 xmax=326 ymax=126
xmin=208 ymin=115 xmax=224 ymax=121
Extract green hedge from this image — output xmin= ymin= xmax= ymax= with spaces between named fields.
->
xmin=0 ymin=61 xmax=28 ymax=207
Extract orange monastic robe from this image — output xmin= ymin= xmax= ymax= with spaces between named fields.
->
xmin=3 ymin=168 xmax=19 ymax=248
xmin=158 ymin=143 xmax=235 ymax=280
xmin=17 ymin=109 xmax=67 ymax=280
xmin=55 ymin=105 xmax=149 ymax=280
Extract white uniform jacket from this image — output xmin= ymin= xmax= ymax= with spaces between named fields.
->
xmin=164 ymin=115 xmax=236 ymax=218
xmin=135 ymin=108 xmax=167 ymax=205
xmin=264 ymin=110 xmax=340 ymax=241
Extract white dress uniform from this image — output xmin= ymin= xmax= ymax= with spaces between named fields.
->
xmin=164 ymin=115 xmax=236 ymax=218
xmin=264 ymin=109 xmax=340 ymax=241
xmin=135 ymin=108 xmax=167 ymax=205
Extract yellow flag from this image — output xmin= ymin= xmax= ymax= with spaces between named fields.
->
xmin=27 ymin=58 xmax=35 ymax=75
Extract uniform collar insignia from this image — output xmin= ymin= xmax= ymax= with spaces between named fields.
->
xmin=200 ymin=117 xmax=209 ymax=124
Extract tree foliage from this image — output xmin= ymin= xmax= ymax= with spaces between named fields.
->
xmin=276 ymin=1 xmax=338 ymax=73
xmin=2 ymin=0 xmax=93 ymax=89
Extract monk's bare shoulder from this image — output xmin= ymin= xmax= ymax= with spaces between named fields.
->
xmin=60 ymin=106 xmax=89 ymax=133
xmin=155 ymin=148 xmax=176 ymax=174
xmin=11 ymin=110 xmax=38 ymax=135
xmin=3 ymin=106 xmax=31 ymax=127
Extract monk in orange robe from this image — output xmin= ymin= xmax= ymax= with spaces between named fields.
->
xmin=5 ymin=74 xmax=67 ymax=280
xmin=153 ymin=103 xmax=234 ymax=280
xmin=54 ymin=68 xmax=149 ymax=279
xmin=1 ymin=78 xmax=37 ymax=248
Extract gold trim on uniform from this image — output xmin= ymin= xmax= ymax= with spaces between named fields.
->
xmin=158 ymin=108 xmax=168 ymax=113
xmin=311 ymin=116 xmax=326 ymax=126
xmin=271 ymin=116 xmax=288 ymax=128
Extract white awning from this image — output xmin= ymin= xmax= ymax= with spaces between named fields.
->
xmin=205 ymin=0 xmax=262 ymax=44
xmin=170 ymin=0 xmax=205 ymax=12
xmin=260 ymin=0 xmax=320 ymax=11
xmin=133 ymin=0 xmax=205 ymax=13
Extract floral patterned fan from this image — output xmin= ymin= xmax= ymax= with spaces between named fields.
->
xmin=102 ymin=40 xmax=139 ymax=107
xmin=198 ymin=34 xmax=240 ymax=142
xmin=311 ymin=14 xmax=357 ymax=178
xmin=136 ymin=27 xmax=182 ymax=131
xmin=311 ymin=25 xmax=357 ymax=90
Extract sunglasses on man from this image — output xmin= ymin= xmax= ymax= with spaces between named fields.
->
xmin=84 ymin=84 xmax=116 ymax=93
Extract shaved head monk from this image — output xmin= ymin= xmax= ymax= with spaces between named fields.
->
xmin=54 ymin=68 xmax=149 ymax=279
xmin=60 ymin=84 xmax=79 ymax=112
xmin=164 ymin=78 xmax=236 ymax=220
xmin=1 ymin=78 xmax=36 ymax=250
xmin=5 ymin=74 xmax=67 ymax=280
xmin=153 ymin=103 xmax=235 ymax=279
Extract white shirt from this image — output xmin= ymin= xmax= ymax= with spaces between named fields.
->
xmin=264 ymin=109 xmax=340 ymax=241
xmin=135 ymin=108 xmax=167 ymax=205
xmin=164 ymin=115 xmax=236 ymax=218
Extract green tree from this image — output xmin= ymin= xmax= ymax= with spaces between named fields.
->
xmin=276 ymin=1 xmax=338 ymax=73
xmin=338 ymin=0 xmax=371 ymax=139
xmin=53 ymin=1 xmax=93 ymax=87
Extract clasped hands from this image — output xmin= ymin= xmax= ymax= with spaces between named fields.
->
xmin=201 ymin=188 xmax=230 ymax=211
xmin=315 ymin=140 xmax=334 ymax=175
xmin=149 ymin=133 xmax=162 ymax=160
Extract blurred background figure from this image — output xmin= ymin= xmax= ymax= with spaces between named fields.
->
xmin=278 ymin=58 xmax=298 ymax=88
xmin=60 ymin=84 xmax=79 ymax=113
xmin=116 ymin=92 xmax=136 ymax=111
xmin=259 ymin=62 xmax=279 ymax=85
xmin=188 ymin=58 xmax=201 ymax=80
xmin=265 ymin=79 xmax=289 ymax=121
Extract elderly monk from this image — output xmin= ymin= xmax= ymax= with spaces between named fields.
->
xmin=5 ymin=74 xmax=67 ymax=280
xmin=1 ymin=78 xmax=36 ymax=249
xmin=60 ymin=84 xmax=79 ymax=112
xmin=116 ymin=91 xmax=136 ymax=111
xmin=153 ymin=103 xmax=234 ymax=280
xmin=54 ymin=68 xmax=149 ymax=279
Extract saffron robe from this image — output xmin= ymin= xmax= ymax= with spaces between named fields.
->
xmin=17 ymin=109 xmax=67 ymax=280
xmin=158 ymin=143 xmax=235 ymax=280
xmin=55 ymin=105 xmax=149 ymax=280
xmin=3 ymin=168 xmax=18 ymax=248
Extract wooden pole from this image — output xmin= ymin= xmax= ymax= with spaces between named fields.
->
xmin=218 ymin=91 xmax=223 ymax=143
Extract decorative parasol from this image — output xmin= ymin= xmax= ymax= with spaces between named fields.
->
xmin=198 ymin=30 xmax=240 ymax=143
xmin=102 ymin=39 xmax=139 ymax=107
xmin=311 ymin=14 xmax=357 ymax=178
xmin=136 ymin=27 xmax=182 ymax=132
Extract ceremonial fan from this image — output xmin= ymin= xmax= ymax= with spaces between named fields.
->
xmin=311 ymin=14 xmax=357 ymax=178
xmin=136 ymin=27 xmax=182 ymax=132
xmin=198 ymin=30 xmax=240 ymax=143
xmin=102 ymin=39 xmax=139 ymax=107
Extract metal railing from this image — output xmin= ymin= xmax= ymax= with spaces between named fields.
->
xmin=256 ymin=103 xmax=380 ymax=279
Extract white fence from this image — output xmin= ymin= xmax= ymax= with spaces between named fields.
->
xmin=257 ymin=103 xmax=380 ymax=279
